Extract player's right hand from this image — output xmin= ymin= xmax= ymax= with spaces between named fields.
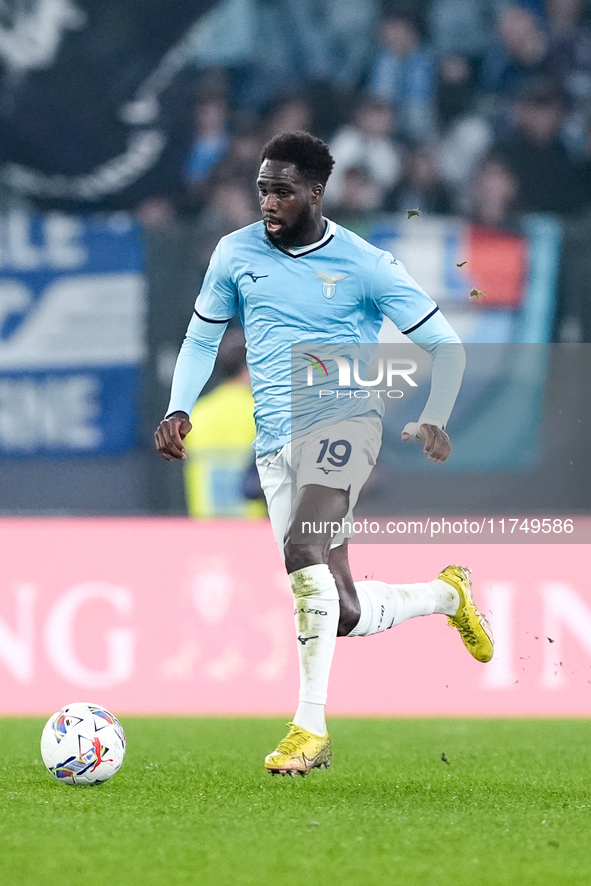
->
xmin=154 ymin=412 xmax=192 ymax=461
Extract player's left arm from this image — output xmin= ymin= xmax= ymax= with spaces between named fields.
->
xmin=371 ymin=254 xmax=465 ymax=463
xmin=403 ymin=312 xmax=465 ymax=463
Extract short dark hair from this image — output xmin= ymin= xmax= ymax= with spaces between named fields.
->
xmin=260 ymin=131 xmax=335 ymax=186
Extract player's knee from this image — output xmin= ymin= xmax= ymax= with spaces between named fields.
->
xmin=337 ymin=596 xmax=361 ymax=636
xmin=283 ymin=540 xmax=325 ymax=574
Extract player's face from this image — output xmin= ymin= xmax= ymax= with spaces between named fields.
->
xmin=257 ymin=160 xmax=323 ymax=248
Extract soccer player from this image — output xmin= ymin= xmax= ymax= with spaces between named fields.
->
xmin=155 ymin=131 xmax=494 ymax=776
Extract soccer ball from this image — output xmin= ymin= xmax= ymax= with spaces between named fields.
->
xmin=40 ymin=702 xmax=126 ymax=785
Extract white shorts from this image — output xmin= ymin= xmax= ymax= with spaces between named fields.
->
xmin=256 ymin=413 xmax=382 ymax=553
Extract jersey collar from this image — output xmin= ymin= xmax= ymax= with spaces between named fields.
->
xmin=272 ymin=219 xmax=336 ymax=258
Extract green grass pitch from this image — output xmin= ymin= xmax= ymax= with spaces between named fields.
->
xmin=1 ymin=717 xmax=590 ymax=886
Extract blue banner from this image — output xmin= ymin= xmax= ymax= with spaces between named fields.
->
xmin=0 ymin=211 xmax=145 ymax=456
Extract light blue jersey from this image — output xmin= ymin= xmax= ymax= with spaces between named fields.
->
xmin=167 ymin=219 xmax=461 ymax=455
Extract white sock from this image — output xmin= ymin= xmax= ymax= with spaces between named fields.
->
xmin=293 ymin=701 xmax=326 ymax=737
xmin=289 ymin=563 xmax=340 ymax=735
xmin=348 ymin=578 xmax=459 ymax=637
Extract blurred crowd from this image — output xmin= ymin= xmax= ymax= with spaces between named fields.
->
xmin=137 ymin=0 xmax=591 ymax=275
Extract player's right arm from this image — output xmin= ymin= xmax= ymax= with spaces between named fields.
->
xmin=154 ymin=313 xmax=229 ymax=460
xmin=154 ymin=240 xmax=237 ymax=461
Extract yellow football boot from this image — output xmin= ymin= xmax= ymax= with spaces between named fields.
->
xmin=439 ymin=565 xmax=494 ymax=663
xmin=265 ymin=722 xmax=332 ymax=777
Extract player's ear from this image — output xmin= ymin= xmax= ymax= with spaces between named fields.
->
xmin=311 ymin=183 xmax=324 ymax=203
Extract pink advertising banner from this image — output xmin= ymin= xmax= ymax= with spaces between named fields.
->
xmin=1 ymin=518 xmax=590 ymax=717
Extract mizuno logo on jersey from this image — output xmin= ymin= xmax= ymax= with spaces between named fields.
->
xmin=315 ymin=272 xmax=348 ymax=299
xmin=245 ymin=272 xmax=269 ymax=282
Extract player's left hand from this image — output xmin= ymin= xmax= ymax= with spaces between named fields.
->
xmin=401 ymin=422 xmax=451 ymax=463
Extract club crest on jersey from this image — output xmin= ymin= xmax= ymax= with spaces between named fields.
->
xmin=315 ymin=272 xmax=348 ymax=299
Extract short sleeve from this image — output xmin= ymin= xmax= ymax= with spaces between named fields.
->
xmin=370 ymin=252 xmax=439 ymax=335
xmin=194 ymin=237 xmax=239 ymax=322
